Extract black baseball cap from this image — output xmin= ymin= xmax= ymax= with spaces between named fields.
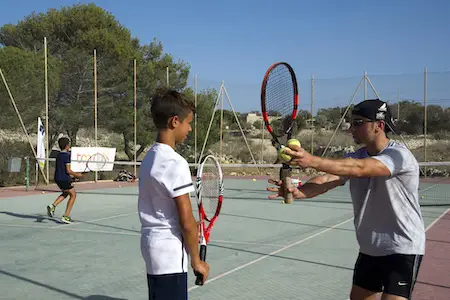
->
xmin=352 ymin=99 xmax=396 ymax=133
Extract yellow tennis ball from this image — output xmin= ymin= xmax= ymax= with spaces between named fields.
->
xmin=278 ymin=146 xmax=292 ymax=162
xmin=281 ymin=200 xmax=285 ymax=204
xmin=287 ymin=139 xmax=301 ymax=148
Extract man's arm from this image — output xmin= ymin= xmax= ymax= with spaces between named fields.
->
xmin=309 ymin=157 xmax=391 ymax=178
xmin=297 ymin=173 xmax=346 ymax=199
xmin=268 ymin=173 xmax=345 ymax=200
xmin=284 ymin=145 xmax=392 ymax=178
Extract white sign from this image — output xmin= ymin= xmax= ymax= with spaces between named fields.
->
xmin=37 ymin=117 xmax=46 ymax=171
xmin=70 ymin=147 xmax=116 ymax=172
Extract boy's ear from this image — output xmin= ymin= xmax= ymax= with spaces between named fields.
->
xmin=168 ymin=115 xmax=180 ymax=128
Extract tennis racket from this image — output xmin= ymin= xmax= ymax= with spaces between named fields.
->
xmin=82 ymin=153 xmax=108 ymax=173
xmin=261 ymin=62 xmax=299 ymax=204
xmin=194 ymin=155 xmax=224 ymax=286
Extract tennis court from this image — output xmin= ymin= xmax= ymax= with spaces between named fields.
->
xmin=0 ymin=177 xmax=449 ymax=300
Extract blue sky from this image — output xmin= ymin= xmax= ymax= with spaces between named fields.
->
xmin=1 ymin=0 xmax=449 ymax=113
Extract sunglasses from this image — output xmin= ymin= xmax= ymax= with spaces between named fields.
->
xmin=351 ymin=119 xmax=375 ymax=127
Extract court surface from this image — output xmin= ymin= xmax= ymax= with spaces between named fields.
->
xmin=1 ymin=178 xmax=448 ymax=300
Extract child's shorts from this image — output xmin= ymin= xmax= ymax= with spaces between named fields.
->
xmin=56 ymin=180 xmax=74 ymax=191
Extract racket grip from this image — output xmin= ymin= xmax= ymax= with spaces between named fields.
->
xmin=281 ymin=168 xmax=294 ymax=204
xmin=195 ymin=245 xmax=207 ymax=286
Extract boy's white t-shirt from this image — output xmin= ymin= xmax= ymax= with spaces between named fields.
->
xmin=138 ymin=142 xmax=195 ymax=275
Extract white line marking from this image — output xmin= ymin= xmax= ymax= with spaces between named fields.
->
xmin=420 ymin=184 xmax=439 ymax=193
xmin=188 ymin=217 xmax=354 ymax=292
xmin=425 ymin=208 xmax=449 ymax=231
xmin=211 ymin=240 xmax=286 ymax=247
xmin=54 ymin=212 xmax=137 ymax=228
xmin=0 ymin=223 xmax=140 ymax=236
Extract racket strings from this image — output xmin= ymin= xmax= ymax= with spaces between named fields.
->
xmin=201 ymin=164 xmax=220 ymax=219
xmin=264 ymin=64 xmax=295 ymax=137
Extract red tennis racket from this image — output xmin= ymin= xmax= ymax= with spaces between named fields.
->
xmin=194 ymin=155 xmax=224 ymax=286
xmin=261 ymin=62 xmax=299 ymax=204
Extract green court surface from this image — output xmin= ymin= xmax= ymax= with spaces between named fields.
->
xmin=0 ymin=178 xmax=448 ymax=299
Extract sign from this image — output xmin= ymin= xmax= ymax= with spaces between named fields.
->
xmin=70 ymin=147 xmax=116 ymax=172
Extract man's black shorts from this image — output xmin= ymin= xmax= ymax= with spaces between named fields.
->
xmin=353 ymin=252 xmax=423 ymax=298
xmin=55 ymin=180 xmax=74 ymax=191
xmin=147 ymin=272 xmax=187 ymax=300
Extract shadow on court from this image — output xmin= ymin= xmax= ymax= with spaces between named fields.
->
xmin=0 ymin=270 xmax=127 ymax=300
xmin=0 ymin=211 xmax=140 ymax=234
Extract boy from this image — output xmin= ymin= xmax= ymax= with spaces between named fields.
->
xmin=46 ymin=137 xmax=83 ymax=224
xmin=138 ymin=89 xmax=209 ymax=300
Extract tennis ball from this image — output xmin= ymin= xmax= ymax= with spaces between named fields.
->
xmin=278 ymin=146 xmax=292 ymax=162
xmin=281 ymin=200 xmax=285 ymax=204
xmin=287 ymin=139 xmax=301 ymax=148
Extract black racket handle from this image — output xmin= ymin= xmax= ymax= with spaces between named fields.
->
xmin=195 ymin=245 xmax=207 ymax=286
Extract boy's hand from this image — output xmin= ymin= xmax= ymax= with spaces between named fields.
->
xmin=192 ymin=259 xmax=210 ymax=285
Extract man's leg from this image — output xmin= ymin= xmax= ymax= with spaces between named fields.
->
xmin=350 ymin=253 xmax=383 ymax=300
xmin=381 ymin=254 xmax=423 ymax=300
xmin=147 ymin=272 xmax=187 ymax=300
xmin=350 ymin=285 xmax=380 ymax=300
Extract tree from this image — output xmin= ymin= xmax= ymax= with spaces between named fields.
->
xmin=0 ymin=3 xmax=138 ymax=146
xmin=0 ymin=4 xmax=191 ymax=159
xmin=0 ymin=46 xmax=60 ymax=132
xmin=176 ymin=88 xmax=221 ymax=162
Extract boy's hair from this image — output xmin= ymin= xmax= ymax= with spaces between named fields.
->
xmin=58 ymin=137 xmax=70 ymax=150
xmin=151 ymin=89 xmax=196 ymax=129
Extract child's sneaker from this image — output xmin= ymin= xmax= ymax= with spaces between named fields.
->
xmin=61 ymin=215 xmax=73 ymax=224
xmin=46 ymin=205 xmax=55 ymax=217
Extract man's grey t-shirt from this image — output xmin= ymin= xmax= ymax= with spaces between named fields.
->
xmin=344 ymin=141 xmax=425 ymax=256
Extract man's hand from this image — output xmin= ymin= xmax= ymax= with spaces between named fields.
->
xmin=283 ymin=144 xmax=316 ymax=169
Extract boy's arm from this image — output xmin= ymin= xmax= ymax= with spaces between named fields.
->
xmin=65 ymin=164 xmax=83 ymax=178
xmin=174 ymin=193 xmax=209 ymax=282
xmin=174 ymin=194 xmax=200 ymax=261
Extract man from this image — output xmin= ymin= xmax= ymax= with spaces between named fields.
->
xmin=268 ymin=99 xmax=425 ymax=300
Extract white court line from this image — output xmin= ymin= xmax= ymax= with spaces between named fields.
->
xmin=188 ymin=217 xmax=354 ymax=292
xmin=420 ymin=183 xmax=439 ymax=193
xmin=0 ymin=223 xmax=140 ymax=236
xmin=212 ymin=239 xmax=286 ymax=247
xmin=425 ymin=208 xmax=450 ymax=231
xmin=54 ymin=212 xmax=137 ymax=229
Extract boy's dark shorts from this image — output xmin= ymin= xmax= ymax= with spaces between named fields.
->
xmin=55 ymin=180 xmax=74 ymax=191
xmin=147 ymin=272 xmax=187 ymax=300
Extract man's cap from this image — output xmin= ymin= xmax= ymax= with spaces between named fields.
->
xmin=352 ymin=99 xmax=396 ymax=132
